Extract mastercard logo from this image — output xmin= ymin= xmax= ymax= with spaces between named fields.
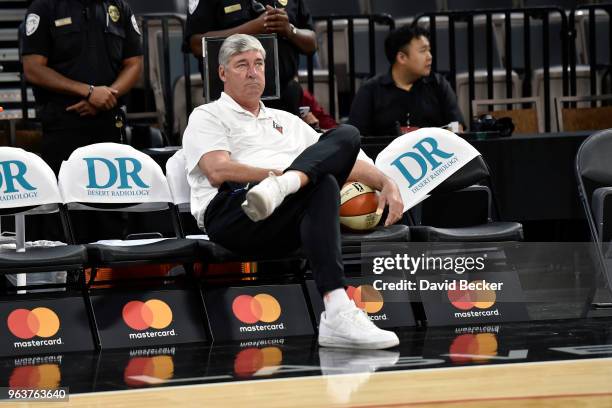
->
xmin=346 ymin=285 xmax=384 ymax=314
xmin=9 ymin=364 xmax=61 ymax=389
xmin=124 ymin=355 xmax=174 ymax=387
xmin=122 ymin=299 xmax=173 ymax=331
xmin=234 ymin=347 xmax=283 ymax=378
xmin=449 ymin=333 xmax=498 ymax=363
xmin=232 ymin=294 xmax=281 ymax=324
xmin=7 ymin=308 xmax=60 ymax=339
xmin=448 ymin=280 xmax=496 ymax=310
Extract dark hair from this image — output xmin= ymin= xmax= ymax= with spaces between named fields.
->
xmin=384 ymin=25 xmax=430 ymax=64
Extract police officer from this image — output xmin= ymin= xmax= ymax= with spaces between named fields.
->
xmin=21 ymin=0 xmax=143 ymax=174
xmin=184 ymin=0 xmax=316 ymax=115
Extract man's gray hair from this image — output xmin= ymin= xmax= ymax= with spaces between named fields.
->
xmin=218 ymin=34 xmax=266 ymax=67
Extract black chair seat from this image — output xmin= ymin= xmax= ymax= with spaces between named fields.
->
xmin=86 ymin=238 xmax=197 ymax=264
xmin=341 ymin=225 xmax=410 ymax=244
xmin=411 ymin=222 xmax=523 ymax=242
xmin=193 ymin=225 xmax=410 ymax=262
xmin=194 ymin=239 xmax=303 ymax=263
xmin=0 ymin=245 xmax=88 ymax=271
xmin=341 ymin=225 xmax=411 ymax=255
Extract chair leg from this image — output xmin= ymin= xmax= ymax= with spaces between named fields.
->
xmin=86 ymin=267 xmax=98 ymax=289
xmin=298 ymin=270 xmax=318 ymax=332
xmin=187 ymin=264 xmax=213 ymax=342
xmin=0 ymin=275 xmax=8 ymax=295
xmin=66 ymin=268 xmax=80 ymax=289
xmin=78 ymin=269 xmax=102 ymax=349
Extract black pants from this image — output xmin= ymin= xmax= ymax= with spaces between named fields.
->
xmin=204 ymin=125 xmax=361 ymax=295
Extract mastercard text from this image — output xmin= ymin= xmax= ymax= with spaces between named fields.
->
xmin=13 ymin=337 xmax=63 ymax=348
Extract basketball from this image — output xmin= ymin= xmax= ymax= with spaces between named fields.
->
xmin=339 ymin=182 xmax=382 ymax=231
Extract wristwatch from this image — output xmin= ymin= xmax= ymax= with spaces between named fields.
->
xmin=86 ymin=84 xmax=94 ymax=101
xmin=289 ymin=23 xmax=297 ymax=36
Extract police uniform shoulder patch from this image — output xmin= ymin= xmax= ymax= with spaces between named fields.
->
xmin=25 ymin=13 xmax=40 ymax=36
xmin=278 ymin=0 xmax=288 ymax=6
xmin=131 ymin=15 xmax=141 ymax=35
xmin=189 ymin=0 xmax=199 ymax=14
xmin=108 ymin=5 xmax=120 ymax=23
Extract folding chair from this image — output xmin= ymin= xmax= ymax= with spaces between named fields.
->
xmin=0 ymin=147 xmax=88 ymax=292
xmin=575 ymin=129 xmax=612 ymax=306
xmin=58 ymin=143 xmax=197 ymax=287
xmin=576 ymin=129 xmax=612 ymax=245
xmin=0 ymin=148 xmax=99 ymax=356
xmin=409 ymin=156 xmax=524 ymax=242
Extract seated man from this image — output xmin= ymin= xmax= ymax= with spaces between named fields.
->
xmin=348 ymin=25 xmax=465 ymax=136
xmin=183 ymin=34 xmax=403 ymax=349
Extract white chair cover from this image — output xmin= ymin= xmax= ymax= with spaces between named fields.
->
xmin=375 ymin=128 xmax=481 ymax=212
xmin=0 ymin=147 xmax=62 ymax=210
xmin=58 ymin=143 xmax=172 ymax=205
xmin=165 ymin=149 xmax=190 ymax=206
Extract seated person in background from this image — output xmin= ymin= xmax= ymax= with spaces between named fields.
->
xmin=348 ymin=25 xmax=465 ymax=136
xmin=184 ymin=0 xmax=316 ymax=116
xmin=300 ymin=89 xmax=338 ymax=130
xmin=183 ymin=34 xmax=403 ymax=349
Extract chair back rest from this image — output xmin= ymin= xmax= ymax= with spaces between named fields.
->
xmin=58 ymin=143 xmax=172 ymax=211
xmin=0 ymin=147 xmax=62 ymax=214
xmin=472 ymin=97 xmax=543 ymax=134
xmin=165 ymin=149 xmax=190 ymax=207
xmin=577 ymin=129 xmax=612 ymax=190
xmin=556 ymin=95 xmax=612 ymax=132
xmin=576 ymin=129 xmax=612 ymax=243
xmin=561 ymin=107 xmax=612 ymax=132
xmin=433 ymin=156 xmax=490 ymax=194
xmin=375 ymin=127 xmax=482 ymax=211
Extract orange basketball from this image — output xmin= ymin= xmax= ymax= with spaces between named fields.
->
xmin=339 ymin=182 xmax=382 ymax=231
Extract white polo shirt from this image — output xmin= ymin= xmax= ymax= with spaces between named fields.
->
xmin=182 ymin=92 xmax=372 ymax=229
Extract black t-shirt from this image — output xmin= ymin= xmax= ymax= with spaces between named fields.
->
xmin=184 ymin=0 xmax=313 ymax=87
xmin=21 ymin=0 xmax=142 ymax=123
xmin=348 ymin=71 xmax=465 ymax=136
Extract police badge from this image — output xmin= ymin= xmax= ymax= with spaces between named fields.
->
xmin=108 ymin=5 xmax=120 ymax=23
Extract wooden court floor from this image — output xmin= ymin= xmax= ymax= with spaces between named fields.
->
xmin=23 ymin=357 xmax=612 ymax=408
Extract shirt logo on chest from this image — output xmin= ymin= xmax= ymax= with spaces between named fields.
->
xmin=272 ymin=120 xmax=283 ymax=134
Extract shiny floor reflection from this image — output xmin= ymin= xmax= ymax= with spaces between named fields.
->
xmin=1 ymin=316 xmax=612 ymax=395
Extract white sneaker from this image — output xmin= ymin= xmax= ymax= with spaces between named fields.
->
xmin=318 ymin=305 xmax=400 ymax=350
xmin=241 ymin=172 xmax=288 ymax=222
